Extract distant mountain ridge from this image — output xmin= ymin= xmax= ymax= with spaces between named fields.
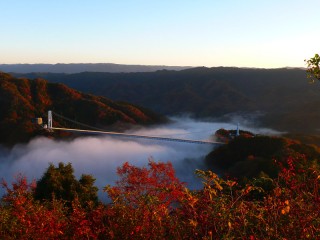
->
xmin=0 ymin=72 xmax=165 ymax=145
xmin=16 ymin=67 xmax=320 ymax=134
xmin=0 ymin=63 xmax=191 ymax=74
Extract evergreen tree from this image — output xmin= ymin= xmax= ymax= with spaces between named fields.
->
xmin=34 ymin=162 xmax=98 ymax=206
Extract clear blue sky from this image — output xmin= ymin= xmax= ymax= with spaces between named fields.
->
xmin=1 ymin=0 xmax=319 ymax=68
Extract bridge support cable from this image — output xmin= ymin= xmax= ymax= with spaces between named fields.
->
xmin=51 ymin=111 xmax=107 ymax=131
xmin=51 ymin=127 xmax=224 ymax=146
xmin=47 ymin=110 xmax=225 ymax=146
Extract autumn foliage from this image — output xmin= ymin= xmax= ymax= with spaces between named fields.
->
xmin=104 ymin=161 xmax=185 ymax=238
xmin=0 ymin=72 xmax=165 ymax=146
xmin=0 ymin=156 xmax=319 ymax=239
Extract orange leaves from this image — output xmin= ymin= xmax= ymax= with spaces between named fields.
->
xmin=195 ymin=169 xmax=224 ymax=193
xmin=1 ymin=156 xmax=320 ymax=239
xmin=274 ymin=187 xmax=282 ymax=197
xmin=184 ymin=188 xmax=198 ymax=208
xmin=243 ymin=186 xmax=253 ymax=195
xmin=226 ymin=180 xmax=236 ymax=188
xmin=281 ymin=206 xmax=290 ymax=215
xmin=189 ymin=219 xmax=198 ymax=227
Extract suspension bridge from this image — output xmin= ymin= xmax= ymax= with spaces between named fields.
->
xmin=38 ymin=111 xmax=227 ymax=146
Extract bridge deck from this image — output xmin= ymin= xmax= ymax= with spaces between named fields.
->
xmin=52 ymin=127 xmax=224 ymax=145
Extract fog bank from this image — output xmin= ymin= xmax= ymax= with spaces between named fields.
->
xmin=0 ymin=117 xmax=282 ymax=201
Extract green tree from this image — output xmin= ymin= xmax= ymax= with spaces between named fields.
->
xmin=305 ymin=53 xmax=320 ymax=82
xmin=34 ymin=162 xmax=98 ymax=206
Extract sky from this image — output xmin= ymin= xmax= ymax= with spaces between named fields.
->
xmin=1 ymin=0 xmax=319 ymax=68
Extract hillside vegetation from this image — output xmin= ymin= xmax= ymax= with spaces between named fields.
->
xmin=1 ymin=119 xmax=319 ymax=238
xmin=17 ymin=67 xmax=320 ymax=134
xmin=206 ymin=129 xmax=320 ymax=180
xmin=1 ymin=149 xmax=319 ymax=239
xmin=0 ymin=72 xmax=165 ymax=145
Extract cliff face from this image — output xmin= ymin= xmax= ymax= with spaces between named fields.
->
xmin=0 ymin=72 xmax=165 ymax=145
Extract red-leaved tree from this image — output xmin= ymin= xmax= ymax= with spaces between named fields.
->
xmin=104 ymin=160 xmax=186 ymax=238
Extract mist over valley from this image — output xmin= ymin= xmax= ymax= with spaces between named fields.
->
xmin=1 ymin=0 xmax=320 ymax=237
xmin=1 ymin=68 xmax=318 ymax=200
xmin=0 ymin=117 xmax=283 ymax=201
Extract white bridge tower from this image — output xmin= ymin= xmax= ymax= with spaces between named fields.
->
xmin=48 ymin=110 xmax=53 ymax=130
xmin=236 ymin=123 xmax=240 ymax=136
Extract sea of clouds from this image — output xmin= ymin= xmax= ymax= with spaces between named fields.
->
xmin=0 ymin=117 xmax=282 ymax=201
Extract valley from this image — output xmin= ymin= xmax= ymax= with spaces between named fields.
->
xmin=15 ymin=67 xmax=320 ymax=134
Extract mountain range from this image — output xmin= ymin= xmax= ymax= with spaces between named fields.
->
xmin=0 ymin=72 xmax=165 ymax=145
xmin=0 ymin=63 xmax=190 ymax=74
xmin=15 ymin=67 xmax=320 ymax=134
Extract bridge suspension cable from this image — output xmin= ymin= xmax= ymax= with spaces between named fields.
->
xmin=45 ymin=111 xmax=224 ymax=146
xmin=52 ymin=111 xmax=105 ymax=131
xmin=51 ymin=127 xmax=223 ymax=145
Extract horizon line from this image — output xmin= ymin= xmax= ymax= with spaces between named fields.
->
xmin=0 ymin=62 xmax=305 ymax=70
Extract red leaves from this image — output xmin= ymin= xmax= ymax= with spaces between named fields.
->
xmin=109 ymin=160 xmax=185 ymax=207
xmin=0 ymin=175 xmax=66 ymax=239
xmin=1 ymin=157 xmax=320 ymax=239
xmin=104 ymin=160 xmax=186 ymax=238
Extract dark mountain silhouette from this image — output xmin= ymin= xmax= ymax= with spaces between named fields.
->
xmin=0 ymin=72 xmax=165 ymax=146
xmin=0 ymin=63 xmax=190 ymax=74
xmin=17 ymin=67 xmax=320 ymax=134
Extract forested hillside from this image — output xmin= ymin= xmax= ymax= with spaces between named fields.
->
xmin=0 ymin=72 xmax=165 ymax=145
xmin=17 ymin=67 xmax=320 ymax=134
xmin=206 ymin=129 xmax=320 ymax=180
